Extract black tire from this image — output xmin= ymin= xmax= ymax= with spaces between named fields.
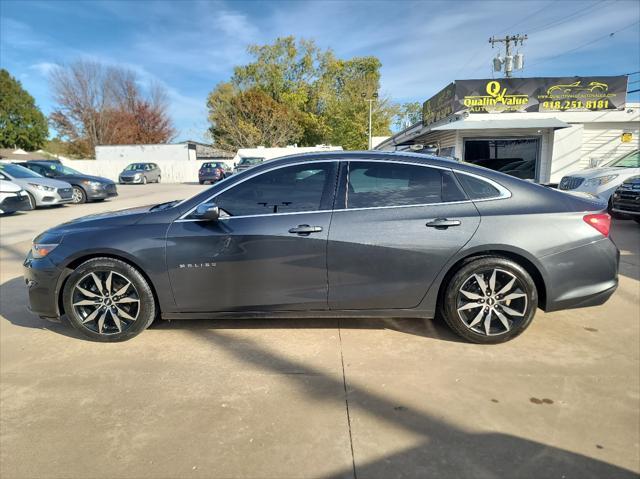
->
xmin=71 ymin=186 xmax=86 ymax=204
xmin=199 ymin=180 xmax=204 ymax=185
xmin=142 ymin=176 xmax=148 ymax=185
xmin=157 ymin=175 xmax=161 ymax=183
xmin=440 ymin=256 xmax=538 ymax=344
xmin=62 ymin=257 xmax=156 ymax=342
xmin=26 ymin=192 xmax=37 ymax=210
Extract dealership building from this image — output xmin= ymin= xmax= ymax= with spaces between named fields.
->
xmin=376 ymin=76 xmax=639 ymax=184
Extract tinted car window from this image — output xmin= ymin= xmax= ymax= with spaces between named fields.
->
xmin=455 ymin=173 xmax=501 ymax=199
xmin=347 ymin=162 xmax=461 ymax=208
xmin=212 ymin=163 xmax=336 ymax=216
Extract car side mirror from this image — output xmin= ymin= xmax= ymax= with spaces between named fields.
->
xmin=194 ymin=204 xmax=220 ymax=221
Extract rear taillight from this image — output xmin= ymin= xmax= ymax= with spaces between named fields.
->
xmin=583 ymin=213 xmax=611 ymax=237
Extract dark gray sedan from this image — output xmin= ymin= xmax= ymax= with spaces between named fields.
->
xmin=23 ymin=151 xmax=618 ymax=343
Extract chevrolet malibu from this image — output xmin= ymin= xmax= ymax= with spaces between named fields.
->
xmin=24 ymin=151 xmax=619 ymax=344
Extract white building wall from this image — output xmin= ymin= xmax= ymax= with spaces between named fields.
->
xmin=95 ymin=144 xmax=191 ymax=163
xmin=60 ymin=159 xmax=203 ymax=183
xmin=580 ymin=122 xmax=640 ymax=168
xmin=233 ymin=145 xmax=342 ymax=163
xmin=548 ymin=125 xmax=584 ymax=183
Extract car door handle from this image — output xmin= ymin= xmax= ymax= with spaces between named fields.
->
xmin=288 ymin=224 xmax=323 ymax=235
xmin=426 ymin=218 xmax=461 ymax=229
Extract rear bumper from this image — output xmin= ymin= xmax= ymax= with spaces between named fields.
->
xmin=541 ymin=238 xmax=619 ymax=312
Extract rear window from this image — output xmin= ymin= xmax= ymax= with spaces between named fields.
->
xmin=455 ymin=173 xmax=502 ymax=199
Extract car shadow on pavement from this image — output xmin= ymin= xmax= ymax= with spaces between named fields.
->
xmin=187 ymin=328 xmax=638 ymax=479
xmin=0 ymin=277 xmax=88 ymax=340
xmin=0 ymin=275 xmax=463 ymax=343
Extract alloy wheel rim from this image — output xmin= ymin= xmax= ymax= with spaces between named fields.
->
xmin=71 ymin=270 xmax=140 ymax=335
xmin=456 ymin=268 xmax=528 ymax=336
xmin=71 ymin=188 xmax=82 ymax=203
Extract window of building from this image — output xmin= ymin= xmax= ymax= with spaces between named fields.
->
xmin=463 ymin=138 xmax=539 ymax=180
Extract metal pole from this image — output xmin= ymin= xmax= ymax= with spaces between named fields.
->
xmin=368 ymin=99 xmax=373 ymax=150
xmin=505 ymin=35 xmax=512 ymax=78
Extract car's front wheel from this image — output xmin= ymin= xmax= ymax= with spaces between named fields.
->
xmin=71 ymin=186 xmax=86 ymax=204
xmin=62 ymin=257 xmax=156 ymax=342
xmin=440 ymin=256 xmax=538 ymax=344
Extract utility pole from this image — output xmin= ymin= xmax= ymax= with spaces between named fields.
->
xmin=489 ymin=34 xmax=527 ymax=78
xmin=362 ymin=92 xmax=378 ymax=149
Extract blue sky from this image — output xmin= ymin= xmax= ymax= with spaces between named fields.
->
xmin=1 ymin=0 xmax=639 ymax=142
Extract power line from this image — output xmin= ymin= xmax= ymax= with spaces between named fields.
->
xmin=453 ymin=1 xmax=553 ymax=78
xmin=527 ymin=20 xmax=640 ymax=68
xmin=526 ymin=0 xmax=610 ymax=34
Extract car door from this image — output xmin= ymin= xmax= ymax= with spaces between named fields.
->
xmin=327 ymin=160 xmax=481 ymax=310
xmin=166 ymin=161 xmax=338 ymax=312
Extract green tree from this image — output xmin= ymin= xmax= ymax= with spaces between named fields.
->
xmin=207 ymin=36 xmax=397 ymax=150
xmin=394 ymin=101 xmax=423 ymax=130
xmin=0 ymin=69 xmax=49 ymax=150
xmin=208 ymin=85 xmax=303 ymax=150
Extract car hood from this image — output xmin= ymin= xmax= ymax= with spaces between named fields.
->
xmin=0 ymin=179 xmax=22 ymax=193
xmin=46 ymin=205 xmax=155 ymax=235
xmin=10 ymin=177 xmax=72 ymax=189
xmin=563 ymin=166 xmax=640 ymax=179
xmin=62 ymin=174 xmax=115 ymax=184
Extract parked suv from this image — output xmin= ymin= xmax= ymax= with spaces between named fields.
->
xmin=611 ymin=175 xmax=640 ymax=223
xmin=119 ymin=163 xmax=161 ymax=184
xmin=19 ymin=161 xmax=118 ymax=204
xmin=558 ymin=150 xmax=640 ymax=214
xmin=199 ymin=162 xmax=229 ymax=184
xmin=0 ymin=163 xmax=73 ymax=209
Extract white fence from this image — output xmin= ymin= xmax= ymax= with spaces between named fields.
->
xmin=61 ymin=159 xmax=236 ymax=183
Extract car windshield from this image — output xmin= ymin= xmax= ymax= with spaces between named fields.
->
xmin=239 ymin=157 xmax=264 ymax=166
xmin=125 ymin=163 xmax=147 ymax=171
xmin=53 ymin=164 xmax=82 ymax=175
xmin=0 ymin=163 xmax=43 ymax=179
xmin=605 ymin=150 xmax=639 ymax=168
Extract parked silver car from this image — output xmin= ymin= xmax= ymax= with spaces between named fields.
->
xmin=0 ymin=163 xmax=73 ymax=209
xmin=119 ymin=163 xmax=161 ymax=184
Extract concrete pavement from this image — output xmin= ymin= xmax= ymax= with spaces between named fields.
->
xmin=1 ymin=184 xmax=638 ymax=478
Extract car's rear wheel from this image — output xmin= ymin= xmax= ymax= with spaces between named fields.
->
xmin=157 ymin=175 xmax=161 ymax=183
xmin=71 ymin=186 xmax=86 ymax=204
xmin=441 ymin=257 xmax=538 ymax=344
xmin=62 ymin=258 xmax=156 ymax=342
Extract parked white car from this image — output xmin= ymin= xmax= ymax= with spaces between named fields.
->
xmin=558 ymin=150 xmax=640 ymax=213
xmin=0 ymin=179 xmax=32 ymax=215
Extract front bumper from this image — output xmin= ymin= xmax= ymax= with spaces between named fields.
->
xmin=33 ymin=187 xmax=74 ymax=206
xmin=119 ymin=176 xmax=144 ymax=184
xmin=0 ymin=193 xmax=32 ymax=213
xmin=541 ymin=237 xmax=619 ymax=312
xmin=23 ymin=254 xmax=68 ymax=319
xmin=86 ymin=183 xmax=118 ymax=200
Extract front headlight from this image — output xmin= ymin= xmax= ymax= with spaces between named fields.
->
xmin=28 ymin=183 xmax=55 ymax=192
xmin=584 ymin=175 xmax=618 ymax=187
xmin=31 ymin=243 xmax=59 ymax=259
xmin=82 ymin=180 xmax=103 ymax=188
